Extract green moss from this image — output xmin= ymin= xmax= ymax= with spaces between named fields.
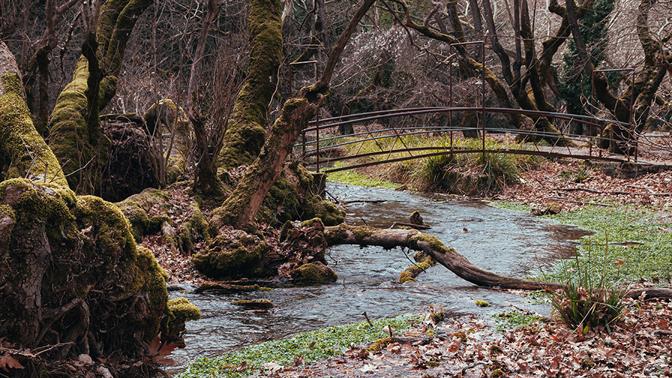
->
xmin=168 ymin=297 xmax=201 ymax=321
xmin=48 ymin=58 xmax=104 ymax=192
xmin=399 ymin=253 xmax=435 ymax=283
xmin=474 ymin=299 xmax=491 ymax=307
xmin=0 ymin=178 xmax=170 ymax=355
xmin=191 ymin=230 xmax=270 ymax=279
xmin=116 ymin=188 xmax=171 ymax=241
xmin=179 ymin=314 xmax=419 ymax=378
xmin=292 ymin=262 xmax=337 ymax=284
xmin=366 ymin=337 xmax=393 ymax=352
xmin=161 ymin=297 xmax=200 ymax=347
xmin=218 ymin=0 xmax=283 ymax=169
xmin=0 ymin=73 xmax=68 ymax=188
xmin=177 ymin=204 xmax=210 ymax=252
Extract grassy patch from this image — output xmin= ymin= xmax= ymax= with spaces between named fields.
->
xmin=494 ymin=310 xmax=544 ymax=332
xmin=327 ymin=165 xmax=399 ymax=189
xmin=543 ymin=206 xmax=672 ymax=285
xmin=179 ymin=314 xmax=419 ymax=378
xmin=324 ymin=135 xmax=539 ymax=195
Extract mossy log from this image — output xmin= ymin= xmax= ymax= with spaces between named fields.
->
xmin=218 ymin=0 xmax=283 ymax=169
xmin=324 ymin=224 xmax=562 ymax=290
xmin=399 ymin=252 xmax=436 ymax=283
xmin=324 ymin=224 xmax=672 ymax=299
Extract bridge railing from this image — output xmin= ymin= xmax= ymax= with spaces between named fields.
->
xmin=296 ymin=106 xmax=653 ymax=173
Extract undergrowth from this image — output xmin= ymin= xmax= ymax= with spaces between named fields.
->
xmin=327 ymin=165 xmax=399 ymax=189
xmin=551 ymin=242 xmax=626 ymax=333
xmin=543 ymin=206 xmax=672 ymax=285
xmin=494 ymin=310 xmax=544 ymax=332
xmin=179 ymin=314 xmax=419 ymax=378
xmin=325 ymin=136 xmax=539 ymax=195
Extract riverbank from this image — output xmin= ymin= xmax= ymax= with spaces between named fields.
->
xmin=324 ymin=135 xmax=672 ymax=211
xmin=174 ymin=181 xmax=671 ymax=377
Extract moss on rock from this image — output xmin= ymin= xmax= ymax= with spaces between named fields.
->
xmin=191 ymin=228 xmax=270 ymax=279
xmin=116 ymin=188 xmax=171 ymax=241
xmin=292 ymin=262 xmax=337 ymax=284
xmin=163 ymin=297 xmax=201 ymax=347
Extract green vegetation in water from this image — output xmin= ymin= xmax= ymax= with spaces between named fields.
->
xmin=494 ymin=310 xmax=544 ymax=332
xmin=327 ymin=165 xmax=399 ymax=189
xmin=474 ymin=299 xmax=491 ymax=307
xmin=543 ymin=206 xmax=672 ymax=285
xmin=179 ymin=314 xmax=419 ymax=378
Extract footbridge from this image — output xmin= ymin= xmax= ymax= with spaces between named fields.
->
xmin=297 ymin=106 xmax=672 ymax=173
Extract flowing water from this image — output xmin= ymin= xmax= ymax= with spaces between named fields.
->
xmin=170 ymin=183 xmax=588 ymax=368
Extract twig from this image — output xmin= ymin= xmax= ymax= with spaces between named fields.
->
xmin=363 ymin=311 xmax=373 ymax=327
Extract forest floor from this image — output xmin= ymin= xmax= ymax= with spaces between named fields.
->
xmin=272 ymin=299 xmax=672 ymax=377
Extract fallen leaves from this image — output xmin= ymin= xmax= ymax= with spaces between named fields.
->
xmin=0 ymin=353 xmax=23 ymax=371
xmin=273 ymin=299 xmax=672 ymax=377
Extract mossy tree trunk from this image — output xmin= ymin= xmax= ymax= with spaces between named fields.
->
xmin=213 ymin=0 xmax=377 ymax=229
xmin=1 ymin=41 xmax=67 ymax=188
xmin=217 ymin=0 xmax=283 ymax=170
xmin=1 ymin=40 xmax=193 ymax=361
xmin=48 ymin=0 xmax=153 ymax=194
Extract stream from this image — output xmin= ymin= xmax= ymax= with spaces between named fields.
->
xmin=170 ymin=183 xmax=588 ymax=369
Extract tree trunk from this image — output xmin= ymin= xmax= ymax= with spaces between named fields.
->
xmin=213 ymin=0 xmax=377 ymax=229
xmin=217 ymin=0 xmax=283 ymax=170
xmin=48 ymin=0 xmax=153 ymax=193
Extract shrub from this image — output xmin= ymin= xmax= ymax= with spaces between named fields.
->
xmin=418 ymin=139 xmax=533 ymax=195
xmin=551 ymin=239 xmax=626 ymax=333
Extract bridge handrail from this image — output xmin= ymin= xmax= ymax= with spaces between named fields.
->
xmin=311 ymin=148 xmax=634 ymax=173
xmin=304 ymin=106 xmax=631 ymax=133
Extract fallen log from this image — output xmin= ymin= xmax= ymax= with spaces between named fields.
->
xmin=324 ymin=224 xmax=562 ymax=290
xmin=324 ymin=223 xmax=672 ymax=300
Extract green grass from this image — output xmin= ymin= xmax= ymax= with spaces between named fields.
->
xmin=179 ymin=314 xmax=419 ymax=378
xmin=543 ymin=206 xmax=672 ymax=285
xmin=494 ymin=310 xmax=544 ymax=332
xmin=327 ymin=164 xmax=399 ymax=189
xmin=324 ymin=135 xmax=539 ymax=195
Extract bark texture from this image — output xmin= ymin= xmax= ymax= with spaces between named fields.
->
xmin=217 ymin=0 xmax=283 ymax=169
xmin=48 ymin=0 xmax=153 ymax=193
xmin=1 ymin=39 xmax=196 ymax=361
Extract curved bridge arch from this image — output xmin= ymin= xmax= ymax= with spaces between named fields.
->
xmin=297 ymin=107 xmax=672 ymax=173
